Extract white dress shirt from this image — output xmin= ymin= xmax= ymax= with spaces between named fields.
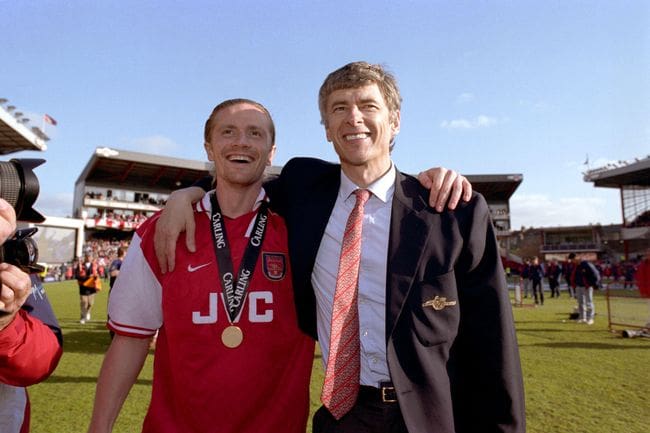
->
xmin=312 ymin=164 xmax=395 ymax=386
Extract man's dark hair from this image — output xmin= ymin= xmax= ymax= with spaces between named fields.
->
xmin=318 ymin=61 xmax=402 ymax=126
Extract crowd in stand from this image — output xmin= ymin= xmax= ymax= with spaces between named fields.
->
xmin=85 ymin=190 xmax=167 ymax=206
xmin=83 ymin=189 xmax=166 ymax=231
xmin=88 ymin=209 xmax=150 ymax=230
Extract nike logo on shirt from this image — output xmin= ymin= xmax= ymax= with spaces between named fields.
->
xmin=187 ymin=263 xmax=211 ymax=273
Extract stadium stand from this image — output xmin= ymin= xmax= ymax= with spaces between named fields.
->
xmin=584 ymin=156 xmax=650 ymax=259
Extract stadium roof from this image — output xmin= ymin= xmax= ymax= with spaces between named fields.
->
xmin=76 ymin=147 xmax=282 ymax=191
xmin=76 ymin=147 xmax=523 ymax=200
xmin=0 ymin=103 xmax=48 ymax=155
xmin=76 ymin=147 xmax=213 ymax=191
xmin=584 ymin=156 xmax=650 ymax=188
xmin=465 ymin=173 xmax=523 ymax=201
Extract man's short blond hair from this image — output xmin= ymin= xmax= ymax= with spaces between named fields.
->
xmin=204 ymin=98 xmax=275 ymax=145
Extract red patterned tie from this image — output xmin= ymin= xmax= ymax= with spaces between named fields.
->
xmin=321 ymin=188 xmax=371 ymax=420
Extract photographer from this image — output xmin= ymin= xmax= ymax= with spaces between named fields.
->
xmin=0 ymin=198 xmax=62 ymax=433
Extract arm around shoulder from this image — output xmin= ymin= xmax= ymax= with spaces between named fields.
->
xmin=154 ymin=186 xmax=205 ymax=273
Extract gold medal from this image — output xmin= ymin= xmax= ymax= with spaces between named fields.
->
xmin=221 ymin=325 xmax=243 ymax=348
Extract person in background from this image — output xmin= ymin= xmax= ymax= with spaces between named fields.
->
xmin=569 ymin=253 xmax=600 ymax=325
xmin=0 ymin=198 xmax=62 ymax=433
xmin=74 ymin=253 xmax=99 ymax=324
xmin=530 ymin=256 xmax=545 ymax=305
xmin=546 ymin=259 xmax=562 ymax=298
xmin=108 ymin=247 xmax=125 ymax=290
xmin=106 ymin=247 xmax=126 ymax=339
xmin=623 ymin=261 xmax=636 ymax=289
xmin=563 ymin=257 xmax=576 ymax=298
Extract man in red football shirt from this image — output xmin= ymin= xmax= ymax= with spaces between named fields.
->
xmin=87 ymin=99 xmax=315 ymax=433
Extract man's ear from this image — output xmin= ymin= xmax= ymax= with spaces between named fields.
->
xmin=267 ymin=145 xmax=277 ymax=166
xmin=204 ymin=142 xmax=214 ymax=161
xmin=391 ymin=110 xmax=401 ymax=137
xmin=323 ymin=119 xmax=333 ymax=142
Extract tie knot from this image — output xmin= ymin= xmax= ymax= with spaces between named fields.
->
xmin=353 ymin=188 xmax=371 ymax=206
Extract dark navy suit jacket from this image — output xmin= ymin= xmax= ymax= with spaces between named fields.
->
xmin=266 ymin=157 xmax=526 ymax=433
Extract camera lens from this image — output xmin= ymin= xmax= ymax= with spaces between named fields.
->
xmin=0 ymin=158 xmax=44 ymax=222
xmin=0 ymin=228 xmax=43 ymax=273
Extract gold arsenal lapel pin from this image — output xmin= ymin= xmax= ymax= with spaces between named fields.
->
xmin=422 ymin=296 xmax=457 ymax=311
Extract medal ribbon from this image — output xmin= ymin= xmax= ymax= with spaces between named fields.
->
xmin=209 ymin=191 xmax=269 ymax=324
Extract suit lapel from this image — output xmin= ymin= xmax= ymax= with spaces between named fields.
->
xmin=386 ymin=171 xmax=435 ymax=340
xmin=295 ymin=165 xmax=340 ymax=276
xmin=302 ymin=180 xmax=338 ymax=248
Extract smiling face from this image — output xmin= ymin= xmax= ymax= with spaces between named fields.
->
xmin=323 ymin=83 xmax=400 ymax=184
xmin=204 ymin=102 xmax=276 ymax=189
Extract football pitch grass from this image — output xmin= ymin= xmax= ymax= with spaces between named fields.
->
xmin=28 ymin=280 xmax=648 ymax=433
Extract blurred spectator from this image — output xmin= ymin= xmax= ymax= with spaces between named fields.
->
xmin=106 ymin=247 xmax=126 ymax=340
xmin=546 ymin=259 xmax=562 ymax=298
xmin=74 ymin=254 xmax=100 ymax=324
xmin=623 ymin=262 xmax=636 ymax=289
xmin=563 ymin=258 xmax=576 ymax=298
xmin=530 ymin=256 xmax=545 ymax=305
xmin=568 ymin=253 xmax=600 ymax=325
xmin=108 ymin=248 xmax=125 ymax=290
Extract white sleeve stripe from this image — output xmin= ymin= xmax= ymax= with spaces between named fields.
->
xmin=108 ymin=321 xmax=157 ymax=338
xmin=109 ymin=319 xmax=157 ymax=333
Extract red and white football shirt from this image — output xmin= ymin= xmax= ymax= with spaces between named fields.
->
xmin=109 ymin=191 xmax=314 ymax=433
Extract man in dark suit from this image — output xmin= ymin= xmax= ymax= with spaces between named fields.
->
xmin=154 ymin=62 xmax=525 ymax=433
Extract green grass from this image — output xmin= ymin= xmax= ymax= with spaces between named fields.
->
xmin=28 ymin=280 xmax=649 ymax=433
xmin=28 ymin=281 xmax=153 ymax=432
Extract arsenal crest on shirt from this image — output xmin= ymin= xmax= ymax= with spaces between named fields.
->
xmin=262 ymin=252 xmax=286 ymax=281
